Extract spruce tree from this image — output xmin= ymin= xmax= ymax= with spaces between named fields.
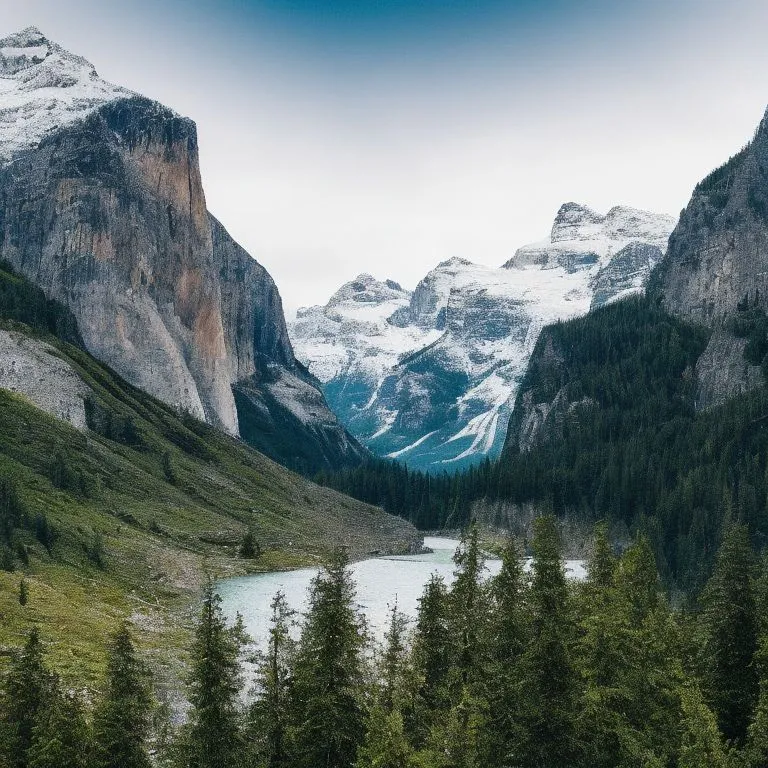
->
xmin=27 ymin=684 xmax=92 ymax=768
xmin=701 ymin=523 xmax=758 ymax=744
xmin=677 ymin=683 xmax=728 ymax=768
xmin=247 ymin=590 xmax=295 ymax=768
xmin=587 ymin=522 xmax=616 ymax=590
xmin=18 ymin=577 xmax=28 ymax=606
xmin=518 ymin=515 xmax=580 ymax=766
xmin=92 ymin=622 xmax=153 ymax=768
xmin=380 ymin=599 xmax=409 ymax=712
xmin=745 ymin=636 xmax=768 ymax=767
xmin=448 ymin=522 xmax=488 ymax=689
xmin=182 ymin=581 xmax=243 ymax=768
xmin=355 ymin=705 xmax=413 ymax=768
xmin=0 ymin=628 xmax=53 ymax=768
xmin=290 ymin=547 xmax=367 ymax=768
xmin=410 ymin=573 xmax=452 ymax=744
xmin=483 ymin=535 xmax=529 ymax=766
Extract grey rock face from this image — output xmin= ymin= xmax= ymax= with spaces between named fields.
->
xmin=591 ymin=242 xmax=663 ymax=309
xmin=0 ymin=97 xmax=238 ymax=434
xmin=658 ymin=106 xmax=768 ymax=407
xmin=0 ymin=330 xmax=90 ymax=429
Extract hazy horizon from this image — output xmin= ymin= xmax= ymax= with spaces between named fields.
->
xmin=3 ymin=0 xmax=768 ymax=314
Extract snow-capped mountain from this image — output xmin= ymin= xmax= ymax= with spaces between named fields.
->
xmin=289 ymin=203 xmax=676 ymax=471
xmin=0 ymin=27 xmax=133 ymax=162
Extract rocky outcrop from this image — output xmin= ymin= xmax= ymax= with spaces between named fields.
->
xmin=657 ymin=106 xmax=768 ymax=407
xmin=591 ymin=242 xmax=664 ymax=309
xmin=0 ymin=96 xmax=238 ymax=433
xmin=0 ymin=29 xmax=364 ymax=473
xmin=0 ymin=329 xmax=90 ymax=428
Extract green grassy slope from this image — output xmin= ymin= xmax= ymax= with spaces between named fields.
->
xmin=0 ymin=272 xmax=416 ymax=690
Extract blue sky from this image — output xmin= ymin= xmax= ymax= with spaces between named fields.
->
xmin=3 ymin=0 xmax=768 ymax=311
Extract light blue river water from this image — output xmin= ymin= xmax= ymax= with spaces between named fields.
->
xmin=218 ymin=536 xmax=587 ymax=649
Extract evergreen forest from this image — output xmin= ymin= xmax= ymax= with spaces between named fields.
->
xmin=4 ymin=520 xmax=768 ymax=767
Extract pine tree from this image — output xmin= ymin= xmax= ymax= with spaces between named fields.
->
xmin=587 ymin=522 xmax=616 ymax=590
xmin=239 ymin=531 xmax=259 ymax=559
xmin=518 ymin=515 xmax=580 ymax=766
xmin=614 ymin=534 xmax=659 ymax=626
xmin=0 ymin=628 xmax=53 ymax=768
xmin=410 ymin=573 xmax=452 ymax=745
xmin=290 ymin=548 xmax=367 ymax=768
xmin=745 ymin=636 xmax=768 ymax=767
xmin=18 ymin=577 xmax=28 ymax=606
xmin=448 ymin=522 xmax=488 ymax=689
xmin=92 ymin=622 xmax=153 ymax=768
xmin=355 ymin=705 xmax=413 ymax=768
xmin=181 ymin=581 xmax=243 ymax=768
xmin=483 ymin=535 xmax=529 ymax=766
xmin=27 ymin=684 xmax=92 ymax=768
xmin=380 ymin=599 xmax=409 ymax=712
xmin=701 ymin=523 xmax=758 ymax=744
xmin=247 ymin=590 xmax=296 ymax=768
xmin=677 ymin=683 xmax=728 ymax=768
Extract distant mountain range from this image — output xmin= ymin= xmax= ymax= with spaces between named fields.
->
xmin=290 ymin=203 xmax=675 ymax=471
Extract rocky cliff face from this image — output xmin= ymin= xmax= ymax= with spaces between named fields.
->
xmin=290 ymin=204 xmax=674 ymax=471
xmin=0 ymin=28 xmax=364 ymax=473
xmin=657 ymin=106 xmax=768 ymax=407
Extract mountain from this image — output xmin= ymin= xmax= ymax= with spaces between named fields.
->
xmin=0 ymin=27 xmax=364 ymax=474
xmin=290 ymin=203 xmax=675 ymax=471
xmin=655 ymin=106 xmax=768 ymax=409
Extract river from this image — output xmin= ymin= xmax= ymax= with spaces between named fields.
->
xmin=218 ymin=536 xmax=587 ymax=648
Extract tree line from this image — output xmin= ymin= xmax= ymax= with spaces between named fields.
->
xmin=4 ymin=518 xmax=768 ymax=767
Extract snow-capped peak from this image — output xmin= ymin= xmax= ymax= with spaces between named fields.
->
xmin=0 ymin=27 xmax=134 ymax=163
xmin=326 ymin=274 xmax=410 ymax=309
xmin=504 ymin=202 xmax=674 ymax=270
xmin=550 ymin=202 xmax=605 ymax=243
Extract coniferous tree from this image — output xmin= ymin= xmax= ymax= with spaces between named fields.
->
xmin=518 ymin=515 xmax=580 ymax=766
xmin=355 ymin=705 xmax=413 ymax=768
xmin=448 ymin=522 xmax=488 ymax=690
xmin=290 ymin=548 xmax=367 ymax=768
xmin=587 ymin=523 xmax=616 ymax=590
xmin=701 ymin=523 xmax=758 ymax=744
xmin=677 ymin=683 xmax=729 ymax=768
xmin=745 ymin=636 xmax=768 ymax=767
xmin=181 ymin=581 xmax=243 ymax=768
xmin=247 ymin=590 xmax=295 ymax=768
xmin=380 ymin=599 xmax=409 ymax=712
xmin=92 ymin=622 xmax=153 ymax=768
xmin=409 ymin=573 xmax=452 ymax=746
xmin=483 ymin=535 xmax=529 ymax=765
xmin=0 ymin=628 xmax=53 ymax=768
xmin=18 ymin=577 xmax=28 ymax=606
xmin=27 ymin=684 xmax=92 ymax=768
